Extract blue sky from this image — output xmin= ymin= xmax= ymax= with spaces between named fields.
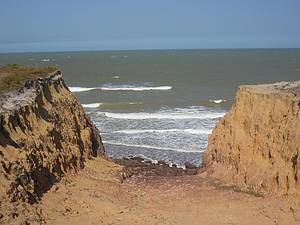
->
xmin=0 ymin=0 xmax=299 ymax=52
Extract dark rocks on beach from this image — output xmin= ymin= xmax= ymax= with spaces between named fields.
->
xmin=131 ymin=156 xmax=144 ymax=162
xmin=171 ymin=164 xmax=178 ymax=169
xmin=184 ymin=162 xmax=198 ymax=170
xmin=112 ymin=156 xmax=199 ymax=181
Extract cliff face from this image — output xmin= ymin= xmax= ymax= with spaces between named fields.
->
xmin=204 ymin=81 xmax=300 ymax=196
xmin=0 ymin=72 xmax=104 ymax=204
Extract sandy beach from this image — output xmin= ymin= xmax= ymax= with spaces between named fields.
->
xmin=12 ymin=157 xmax=297 ymax=225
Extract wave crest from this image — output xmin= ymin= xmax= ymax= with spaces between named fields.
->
xmin=69 ymin=85 xmax=172 ymax=92
xmin=82 ymin=103 xmax=102 ymax=108
xmin=101 ymin=86 xmax=172 ymax=91
xmin=113 ymin=129 xmax=212 ymax=135
xmin=102 ymin=141 xmax=202 ymax=153
xmin=69 ymin=87 xmax=98 ymax=92
xmin=98 ymin=111 xmax=225 ymax=120
xmin=209 ymin=99 xmax=227 ymax=104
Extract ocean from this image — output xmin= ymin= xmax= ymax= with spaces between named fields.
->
xmin=1 ymin=49 xmax=299 ymax=166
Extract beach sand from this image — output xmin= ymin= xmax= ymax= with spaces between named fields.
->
xmin=18 ymin=157 xmax=299 ymax=225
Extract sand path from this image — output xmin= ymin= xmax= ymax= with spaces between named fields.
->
xmin=28 ymin=158 xmax=300 ymax=225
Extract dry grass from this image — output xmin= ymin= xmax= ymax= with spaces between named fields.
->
xmin=217 ymin=183 xmax=264 ymax=198
xmin=0 ymin=64 xmax=57 ymax=93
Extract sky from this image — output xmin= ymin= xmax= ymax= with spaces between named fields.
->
xmin=0 ymin=0 xmax=300 ymax=53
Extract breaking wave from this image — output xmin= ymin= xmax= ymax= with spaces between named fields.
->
xmin=82 ymin=103 xmax=102 ymax=108
xmin=209 ymin=99 xmax=227 ymax=104
xmin=98 ymin=111 xmax=225 ymax=120
xmin=69 ymin=85 xmax=172 ymax=92
xmin=69 ymin=87 xmax=98 ymax=92
xmin=102 ymin=141 xmax=202 ymax=153
xmin=113 ymin=128 xmax=212 ymax=135
xmin=101 ymin=86 xmax=172 ymax=91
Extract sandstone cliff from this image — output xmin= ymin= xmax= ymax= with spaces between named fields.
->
xmin=0 ymin=70 xmax=104 ymax=205
xmin=204 ymin=80 xmax=300 ymax=196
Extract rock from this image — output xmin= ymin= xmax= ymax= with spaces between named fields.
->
xmin=20 ymin=220 xmax=30 ymax=225
xmin=11 ymin=212 xmax=18 ymax=219
xmin=0 ymin=71 xmax=105 ymax=204
xmin=144 ymin=160 xmax=152 ymax=165
xmin=184 ymin=162 xmax=198 ymax=170
xmin=184 ymin=162 xmax=198 ymax=175
xmin=114 ymin=157 xmax=197 ymax=178
xmin=132 ymin=156 xmax=144 ymax=162
xmin=204 ymin=80 xmax=300 ymax=196
xmin=157 ymin=160 xmax=167 ymax=166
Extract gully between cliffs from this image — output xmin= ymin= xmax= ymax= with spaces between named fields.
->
xmin=1 ymin=71 xmax=300 ymax=210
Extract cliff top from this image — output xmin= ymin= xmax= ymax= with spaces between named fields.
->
xmin=240 ymin=80 xmax=300 ymax=98
xmin=0 ymin=64 xmax=57 ymax=93
xmin=0 ymin=65 xmax=60 ymax=114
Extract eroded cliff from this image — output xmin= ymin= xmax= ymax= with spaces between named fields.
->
xmin=0 ymin=70 xmax=104 ymax=206
xmin=204 ymin=81 xmax=300 ymax=196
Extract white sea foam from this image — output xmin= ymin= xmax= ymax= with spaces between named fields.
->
xmin=69 ymin=87 xmax=98 ymax=92
xmin=82 ymin=102 xmax=143 ymax=108
xmin=105 ymin=102 xmax=143 ymax=105
xmin=69 ymin=85 xmax=172 ymax=92
xmin=113 ymin=128 xmax=212 ymax=135
xmin=82 ymin=103 xmax=102 ymax=108
xmin=113 ymin=75 xmax=120 ymax=79
xmin=100 ymin=86 xmax=172 ymax=91
xmin=99 ymin=111 xmax=225 ymax=120
xmin=41 ymin=58 xmax=50 ymax=62
xmin=102 ymin=141 xmax=202 ymax=153
xmin=209 ymin=99 xmax=227 ymax=104
xmin=127 ymin=155 xmax=185 ymax=169
xmin=129 ymin=102 xmax=142 ymax=105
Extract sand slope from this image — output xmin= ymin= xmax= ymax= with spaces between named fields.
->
xmin=11 ymin=157 xmax=298 ymax=225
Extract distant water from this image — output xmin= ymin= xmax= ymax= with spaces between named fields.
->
xmin=1 ymin=49 xmax=300 ymax=166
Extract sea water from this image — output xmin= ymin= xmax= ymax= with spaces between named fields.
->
xmin=1 ymin=49 xmax=299 ymax=166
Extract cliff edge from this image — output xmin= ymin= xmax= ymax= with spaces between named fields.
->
xmin=0 ymin=66 xmax=104 ymax=207
xmin=204 ymin=80 xmax=300 ymax=196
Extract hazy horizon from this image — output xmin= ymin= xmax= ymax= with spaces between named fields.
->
xmin=1 ymin=46 xmax=300 ymax=55
xmin=1 ymin=0 xmax=300 ymax=53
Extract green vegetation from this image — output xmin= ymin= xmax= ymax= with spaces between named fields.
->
xmin=0 ymin=64 xmax=57 ymax=93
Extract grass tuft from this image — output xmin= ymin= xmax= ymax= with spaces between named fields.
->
xmin=0 ymin=64 xmax=57 ymax=93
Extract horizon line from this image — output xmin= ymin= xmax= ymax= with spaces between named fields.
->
xmin=1 ymin=47 xmax=300 ymax=54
